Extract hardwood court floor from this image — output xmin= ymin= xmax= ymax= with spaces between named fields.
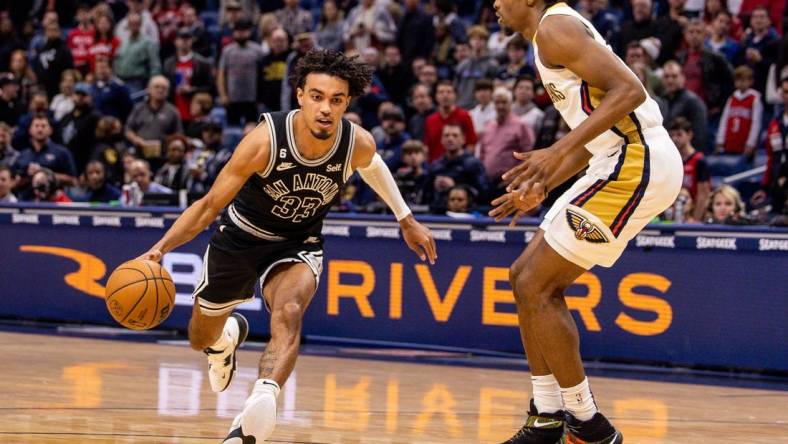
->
xmin=0 ymin=331 xmax=785 ymax=443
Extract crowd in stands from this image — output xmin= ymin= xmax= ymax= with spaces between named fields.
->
xmin=0 ymin=0 xmax=786 ymax=226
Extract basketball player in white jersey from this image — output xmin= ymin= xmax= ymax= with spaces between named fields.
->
xmin=490 ymin=1 xmax=682 ymax=443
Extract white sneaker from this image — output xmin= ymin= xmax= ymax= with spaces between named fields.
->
xmin=223 ymin=380 xmax=280 ymax=443
xmin=204 ymin=313 xmax=249 ymax=393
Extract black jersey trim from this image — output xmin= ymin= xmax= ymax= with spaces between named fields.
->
xmin=258 ymin=113 xmax=277 ymax=178
xmin=285 ymin=110 xmax=343 ymax=166
xmin=343 ymin=122 xmax=356 ymax=182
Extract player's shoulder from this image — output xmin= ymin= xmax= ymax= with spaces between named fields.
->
xmin=350 ymin=122 xmax=375 ymax=152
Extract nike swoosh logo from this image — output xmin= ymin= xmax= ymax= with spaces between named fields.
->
xmin=532 ymin=418 xmax=562 ymax=428
xmin=276 ymin=162 xmax=296 ymax=171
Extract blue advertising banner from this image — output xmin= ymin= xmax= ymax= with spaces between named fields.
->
xmin=1 ymin=204 xmax=786 ymax=372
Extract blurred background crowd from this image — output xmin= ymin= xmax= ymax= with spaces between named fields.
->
xmin=0 ymin=0 xmax=785 ymax=226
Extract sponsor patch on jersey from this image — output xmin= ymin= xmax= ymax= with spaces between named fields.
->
xmin=326 ymin=163 xmax=342 ymax=172
xmin=566 ymin=209 xmax=609 ymax=243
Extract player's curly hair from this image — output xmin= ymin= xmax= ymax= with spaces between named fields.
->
xmin=290 ymin=48 xmax=373 ymax=98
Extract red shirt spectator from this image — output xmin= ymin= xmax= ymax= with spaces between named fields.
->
xmin=716 ymin=66 xmax=763 ymax=156
xmin=670 ymin=117 xmax=711 ymax=221
xmin=88 ymin=15 xmax=120 ymax=72
xmin=423 ymin=81 xmax=477 ymax=163
xmin=67 ymin=4 xmax=95 ymax=73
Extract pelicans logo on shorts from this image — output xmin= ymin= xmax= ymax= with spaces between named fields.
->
xmin=566 ymin=209 xmax=609 ymax=243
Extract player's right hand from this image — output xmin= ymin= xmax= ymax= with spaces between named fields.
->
xmin=137 ymin=248 xmax=163 ymax=263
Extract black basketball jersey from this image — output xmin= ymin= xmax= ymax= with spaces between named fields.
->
xmin=224 ymin=110 xmax=356 ymax=240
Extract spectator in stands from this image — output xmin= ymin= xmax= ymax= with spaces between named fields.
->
xmin=432 ymin=0 xmax=467 ymax=45
xmin=455 ymin=26 xmax=499 ymax=109
xmin=58 ymin=83 xmax=101 ymax=173
xmin=343 ymin=0 xmax=397 ymax=52
xmin=0 ymin=165 xmax=16 ymax=203
xmin=164 ymin=27 xmax=215 ymax=122
xmin=219 ymin=1 xmax=245 ymax=49
xmin=670 ymin=117 xmax=711 ymax=221
xmin=114 ymin=12 xmax=161 ymax=93
xmin=370 ymin=101 xmax=396 ymax=145
xmin=50 ymin=70 xmax=80 ymax=123
xmin=738 ymin=6 xmax=781 ymax=95
xmin=115 ymin=0 xmax=160 ymax=44
xmin=653 ymin=0 xmax=688 ymax=64
xmin=663 ymin=187 xmax=699 ymax=224
xmin=617 ymin=0 xmax=656 ymax=54
xmin=154 ymin=134 xmax=189 ymax=191
xmin=479 ymin=87 xmax=535 ymax=196
xmin=676 ymin=19 xmax=734 ymax=120
xmin=90 ymin=116 xmax=127 ymax=186
xmin=14 ymin=115 xmax=77 ymax=189
xmin=275 ymin=0 xmax=313 ymax=38
xmin=583 ymin=0 xmax=620 ymax=44
xmin=220 ymin=0 xmax=260 ymax=30
xmin=315 ymin=0 xmax=344 ymax=52
xmin=29 ymin=11 xmax=60 ymax=62
xmin=662 ymin=61 xmax=709 ymax=149
xmin=378 ymin=45 xmax=410 ymax=107
xmin=765 ymin=35 xmax=788 ymax=106
xmin=0 ymin=74 xmax=22 ymax=126
xmin=185 ymin=92 xmax=214 ymax=138
xmin=259 ymin=28 xmax=290 ymax=112
xmin=78 ymin=160 xmax=121 ymax=203
xmin=405 ymin=86 xmax=433 ymax=143
xmin=393 ymin=140 xmax=429 ymax=208
xmin=152 ymin=0 xmax=183 ymax=57
xmin=738 ymin=0 xmax=785 ymax=34
xmin=377 ymin=106 xmax=410 ymax=168
xmin=12 ymin=93 xmax=54 ymax=153
xmin=417 ymin=63 xmax=439 ymax=93
xmin=0 ymin=122 xmax=18 ymax=168
xmin=752 ymin=76 xmax=788 ymax=215
xmin=397 ymin=0 xmax=435 ymax=65
xmin=497 ymin=35 xmax=534 ymax=88
xmin=0 ymin=14 xmax=22 ymax=73
xmin=716 ymin=66 xmax=763 ymax=158
xmin=512 ymin=75 xmax=544 ymax=134
xmin=91 ymin=57 xmax=133 ymax=122
xmin=88 ymin=14 xmax=120 ymax=72
xmin=706 ymin=11 xmax=742 ymax=64
xmin=67 ymin=3 xmax=95 ymax=76
xmin=218 ymin=18 xmax=264 ymax=125
xmin=125 ymin=76 xmax=183 ymax=163
xmin=8 ymin=49 xmax=37 ymax=109
xmin=128 ymin=158 xmax=172 ymax=195
xmin=427 ymin=123 xmax=487 ymax=213
xmin=179 ymin=4 xmax=213 ymax=58
xmin=281 ymin=32 xmax=316 ymax=111
xmin=33 ymin=22 xmax=73 ymax=100
xmin=423 ymin=80 xmax=477 ymax=163
xmin=629 ymin=62 xmax=667 ymax=117
xmin=27 ymin=168 xmax=71 ymax=204
xmin=445 ymin=185 xmax=478 ymax=218
xmin=200 ymin=120 xmax=232 ymax=186
xmin=704 ymin=0 xmax=743 ymax=41
xmin=469 ymin=79 xmax=496 ymax=138
xmin=705 ymin=184 xmax=747 ymax=224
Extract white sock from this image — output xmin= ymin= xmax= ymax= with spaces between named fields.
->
xmin=228 ymin=379 xmax=280 ymax=440
xmin=207 ymin=330 xmax=231 ymax=351
xmin=560 ymin=377 xmax=598 ymax=421
xmin=531 ymin=374 xmax=563 ymax=414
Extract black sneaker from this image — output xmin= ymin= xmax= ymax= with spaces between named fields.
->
xmin=501 ymin=399 xmax=565 ymax=444
xmin=563 ymin=411 xmax=623 ymax=444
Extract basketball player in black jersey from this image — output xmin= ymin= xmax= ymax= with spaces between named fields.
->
xmin=138 ymin=49 xmax=436 ymax=442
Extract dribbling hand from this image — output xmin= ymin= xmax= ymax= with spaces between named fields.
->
xmin=137 ymin=248 xmax=163 ymax=263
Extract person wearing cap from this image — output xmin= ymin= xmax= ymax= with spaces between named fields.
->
xmin=57 ymin=82 xmax=102 ymax=173
xmin=274 ymin=0 xmax=314 ymax=38
xmin=164 ymin=27 xmax=215 ymax=122
xmin=217 ymin=18 xmax=264 ymax=125
xmin=114 ymin=12 xmax=161 ymax=93
xmin=454 ymin=25 xmax=499 ymax=109
xmin=0 ymin=74 xmax=22 ymax=127
xmin=377 ymin=106 xmax=411 ymax=169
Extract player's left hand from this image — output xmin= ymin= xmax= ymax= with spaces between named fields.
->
xmin=489 ymin=186 xmax=546 ymax=226
xmin=502 ymin=148 xmax=559 ymax=197
xmin=399 ymin=214 xmax=437 ymax=264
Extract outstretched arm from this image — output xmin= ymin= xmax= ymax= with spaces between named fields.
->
xmin=351 ymin=126 xmax=437 ymax=264
xmin=139 ymin=124 xmax=270 ymax=260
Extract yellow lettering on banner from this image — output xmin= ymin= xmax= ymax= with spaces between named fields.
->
xmin=389 ymin=263 xmax=403 ymax=319
xmin=613 ymin=398 xmax=669 ymax=438
xmin=615 ymin=273 xmax=673 ymax=336
xmin=327 ymin=260 xmax=375 ymax=318
xmin=565 ymin=272 xmax=602 ymax=332
xmin=482 ymin=267 xmax=518 ymax=326
xmin=415 ymin=265 xmax=471 ymax=322
xmin=20 ymin=245 xmax=107 ymax=298
xmin=386 ymin=379 xmax=399 ymax=433
xmin=412 ymin=384 xmax=462 ymax=437
xmin=323 ymin=374 xmax=370 ymax=431
xmin=478 ymin=387 xmax=530 ymax=441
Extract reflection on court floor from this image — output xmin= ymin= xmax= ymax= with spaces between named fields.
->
xmin=1 ymin=332 xmax=785 ymax=443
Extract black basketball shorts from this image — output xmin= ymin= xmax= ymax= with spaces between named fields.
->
xmin=193 ymin=223 xmax=324 ymax=316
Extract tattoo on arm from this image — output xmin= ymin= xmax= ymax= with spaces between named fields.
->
xmin=260 ymin=348 xmax=278 ymax=378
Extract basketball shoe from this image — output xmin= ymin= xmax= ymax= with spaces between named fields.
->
xmin=223 ymin=379 xmax=280 ymax=444
xmin=562 ymin=411 xmax=623 ymax=443
xmin=205 ymin=313 xmax=249 ymax=393
xmin=501 ymin=399 xmax=565 ymax=444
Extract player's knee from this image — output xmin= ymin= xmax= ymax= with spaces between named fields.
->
xmin=273 ymin=301 xmax=304 ymax=335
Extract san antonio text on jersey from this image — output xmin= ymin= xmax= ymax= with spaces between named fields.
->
xmin=222 ymin=110 xmax=356 ymax=240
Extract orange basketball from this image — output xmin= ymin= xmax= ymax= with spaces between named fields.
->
xmin=104 ymin=259 xmax=176 ymax=330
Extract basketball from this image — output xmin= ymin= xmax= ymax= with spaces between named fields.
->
xmin=105 ymin=259 xmax=175 ymax=330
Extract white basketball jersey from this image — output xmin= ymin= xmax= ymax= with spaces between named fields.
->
xmin=532 ymin=3 xmax=663 ymax=156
